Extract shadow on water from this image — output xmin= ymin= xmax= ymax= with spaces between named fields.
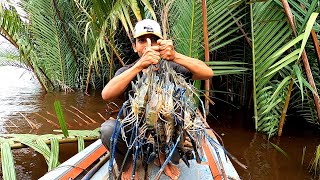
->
xmin=208 ymin=105 xmax=320 ymax=180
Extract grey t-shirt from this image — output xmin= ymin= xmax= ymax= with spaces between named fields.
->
xmin=115 ymin=60 xmax=192 ymax=100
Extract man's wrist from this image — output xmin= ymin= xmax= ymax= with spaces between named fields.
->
xmin=173 ymin=52 xmax=183 ymax=63
xmin=132 ymin=63 xmax=144 ymax=73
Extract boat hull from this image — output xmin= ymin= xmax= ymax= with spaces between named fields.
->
xmin=40 ymin=129 xmax=240 ymax=180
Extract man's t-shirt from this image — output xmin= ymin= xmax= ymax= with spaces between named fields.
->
xmin=114 ymin=60 xmax=192 ymax=101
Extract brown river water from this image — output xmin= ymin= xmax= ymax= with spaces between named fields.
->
xmin=0 ymin=66 xmax=319 ymax=179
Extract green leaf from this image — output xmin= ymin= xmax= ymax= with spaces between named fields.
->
xmin=270 ymin=142 xmax=289 ymax=159
xmin=302 ymin=76 xmax=318 ymax=96
xmin=270 ymin=34 xmax=304 ymax=60
xmin=298 ymin=12 xmax=319 ymax=59
xmin=298 ymin=0 xmax=318 ymax=34
xmin=268 ymin=76 xmax=291 ymax=104
xmin=1 ymin=142 xmax=16 ymax=180
xmin=78 ymin=136 xmax=85 ymax=152
xmin=264 ymin=55 xmax=298 ymax=77
xmin=140 ymin=0 xmax=157 ymax=20
xmin=48 ymin=137 xmax=59 ymax=171
xmin=205 ymin=61 xmax=247 ymax=65
xmin=54 ymin=100 xmax=69 ymax=138
xmin=293 ymin=64 xmax=304 ymax=102
xmin=268 ymin=49 xmax=300 ymax=70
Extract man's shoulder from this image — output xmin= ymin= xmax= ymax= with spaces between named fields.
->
xmin=114 ymin=62 xmax=136 ymax=76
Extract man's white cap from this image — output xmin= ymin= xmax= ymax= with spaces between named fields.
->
xmin=133 ymin=19 xmax=163 ymax=39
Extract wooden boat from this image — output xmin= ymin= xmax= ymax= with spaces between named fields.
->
xmin=40 ymin=129 xmax=240 ymax=180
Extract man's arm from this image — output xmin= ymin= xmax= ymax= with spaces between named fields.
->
xmin=101 ymin=64 xmax=142 ymax=100
xmin=102 ymin=39 xmax=160 ymax=101
xmin=173 ymin=52 xmax=213 ymax=80
xmin=158 ymin=40 xmax=213 ymax=80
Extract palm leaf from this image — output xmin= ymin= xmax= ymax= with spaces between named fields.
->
xmin=25 ymin=0 xmax=77 ymax=91
xmin=1 ymin=142 xmax=16 ymax=180
xmin=251 ymin=1 xmax=293 ymax=135
xmin=77 ymin=136 xmax=85 ymax=152
xmin=270 ymin=142 xmax=289 ymax=159
xmin=48 ymin=137 xmax=59 ymax=171
xmin=54 ymin=100 xmax=69 ymax=138
xmin=206 ymin=61 xmax=248 ymax=76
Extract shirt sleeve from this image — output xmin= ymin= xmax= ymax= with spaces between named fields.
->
xmin=169 ymin=61 xmax=193 ymax=80
xmin=114 ymin=66 xmax=130 ymax=76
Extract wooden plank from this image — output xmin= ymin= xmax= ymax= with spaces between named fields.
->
xmin=203 ymin=131 xmax=223 ymax=180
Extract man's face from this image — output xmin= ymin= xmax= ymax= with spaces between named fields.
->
xmin=133 ymin=34 xmax=160 ymax=57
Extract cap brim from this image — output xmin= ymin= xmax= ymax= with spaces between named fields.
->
xmin=133 ymin=32 xmax=163 ymax=39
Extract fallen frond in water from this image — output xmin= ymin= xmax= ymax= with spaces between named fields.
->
xmin=302 ymin=146 xmax=306 ymax=166
xmin=34 ymin=113 xmax=59 ymax=128
xmin=270 ymin=142 xmax=289 ymax=159
xmin=97 ymin=112 xmax=107 ymax=121
xmin=19 ymin=113 xmax=40 ymax=129
xmin=65 ymin=108 xmax=90 ymax=125
xmin=70 ymin=105 xmax=97 ymax=123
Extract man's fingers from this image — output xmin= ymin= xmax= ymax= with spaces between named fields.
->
xmin=150 ymin=45 xmax=160 ymax=51
xmin=159 ymin=50 xmax=166 ymax=56
xmin=159 ymin=40 xmax=173 ymax=46
xmin=153 ymin=51 xmax=160 ymax=56
xmin=152 ymin=59 xmax=159 ymax=64
xmin=152 ymin=54 xmax=161 ymax=60
xmin=147 ymin=38 xmax=151 ymax=47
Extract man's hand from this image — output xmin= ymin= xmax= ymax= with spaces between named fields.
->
xmin=158 ymin=39 xmax=175 ymax=61
xmin=136 ymin=38 xmax=160 ymax=70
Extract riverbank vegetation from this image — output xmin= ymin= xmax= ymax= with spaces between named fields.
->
xmin=1 ymin=0 xmax=320 ymax=178
xmin=2 ymin=0 xmax=318 ymax=137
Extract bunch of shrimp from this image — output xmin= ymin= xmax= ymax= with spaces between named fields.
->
xmin=108 ymin=60 xmax=208 ymax=179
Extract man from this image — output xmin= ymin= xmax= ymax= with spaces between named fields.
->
xmin=100 ymin=19 xmax=213 ymax=180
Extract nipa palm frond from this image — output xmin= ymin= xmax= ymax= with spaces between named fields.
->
xmin=272 ymin=0 xmax=320 ymax=126
xmin=26 ymin=0 xmax=77 ymax=91
xmin=207 ymin=0 xmax=247 ymax=52
xmin=251 ymin=1 xmax=293 ymax=136
xmin=168 ymin=0 xmax=204 ymax=59
xmin=1 ymin=142 xmax=16 ymax=180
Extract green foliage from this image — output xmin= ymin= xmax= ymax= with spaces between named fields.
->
xmin=1 ymin=142 xmax=16 ymax=180
xmin=250 ymin=0 xmax=319 ymax=136
xmin=77 ymin=136 xmax=85 ymax=152
xmin=270 ymin=142 xmax=289 ymax=159
xmin=250 ymin=1 xmax=292 ymax=135
xmin=0 ymin=131 xmax=99 ymax=177
xmin=54 ymin=100 xmax=69 ymax=138
xmin=274 ymin=0 xmax=320 ymax=126
xmin=0 ymin=0 xmax=319 ymax=139
xmin=206 ymin=61 xmax=248 ymax=76
xmin=1 ymin=0 xmax=156 ymax=91
xmin=310 ymin=145 xmax=320 ymax=178
xmin=49 ymin=137 xmax=59 ymax=171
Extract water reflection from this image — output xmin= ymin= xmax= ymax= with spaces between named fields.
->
xmin=0 ymin=66 xmax=112 ymax=179
xmin=209 ymin=122 xmax=318 ymax=180
xmin=0 ymin=66 xmax=110 ymax=135
xmin=0 ymin=66 xmax=42 ymax=133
